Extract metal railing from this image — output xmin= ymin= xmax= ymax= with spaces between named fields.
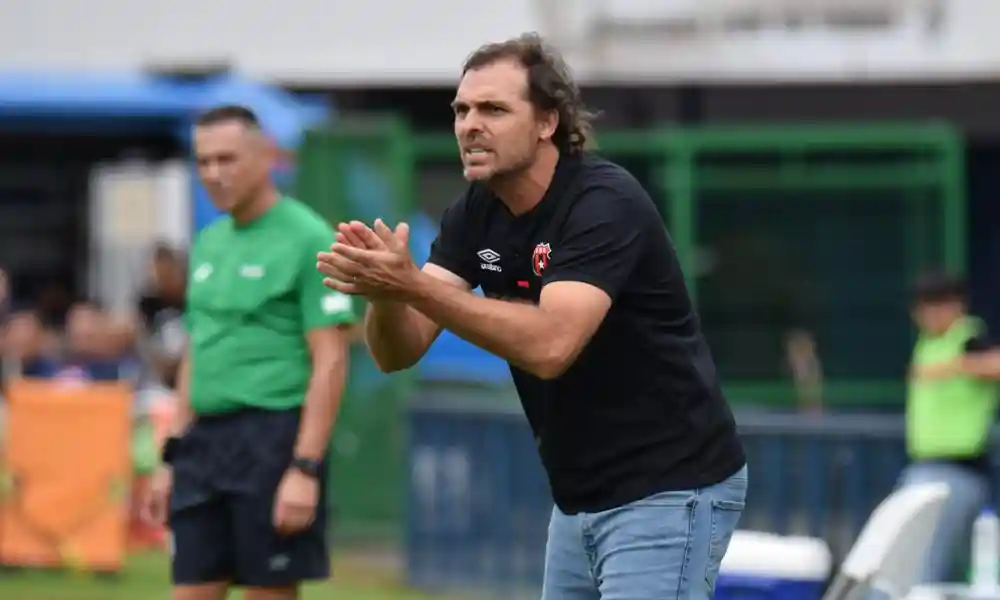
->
xmin=404 ymin=388 xmax=934 ymax=597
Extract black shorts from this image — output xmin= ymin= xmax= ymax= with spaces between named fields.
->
xmin=169 ymin=408 xmax=330 ymax=587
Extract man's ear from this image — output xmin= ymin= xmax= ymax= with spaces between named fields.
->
xmin=262 ymin=134 xmax=294 ymax=171
xmin=274 ymin=145 xmax=295 ymax=167
xmin=538 ymin=109 xmax=559 ymax=142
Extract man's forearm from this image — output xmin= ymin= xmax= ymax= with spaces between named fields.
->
xmin=169 ymin=352 xmax=194 ymax=437
xmin=406 ymin=272 xmax=559 ymax=377
xmin=364 ymin=301 xmax=430 ymax=371
xmin=962 ymin=351 xmax=1000 ymax=380
xmin=294 ymin=347 xmax=349 ymax=461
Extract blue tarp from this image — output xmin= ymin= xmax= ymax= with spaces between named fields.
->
xmin=0 ymin=71 xmax=329 ymax=230
xmin=0 ymin=73 xmax=197 ymax=118
xmin=0 ymin=72 xmax=323 ymax=141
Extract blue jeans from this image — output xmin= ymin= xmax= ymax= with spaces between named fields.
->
xmin=541 ymin=465 xmax=748 ymax=600
xmin=901 ymin=461 xmax=992 ymax=583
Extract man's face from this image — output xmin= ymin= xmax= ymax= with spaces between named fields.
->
xmin=194 ymin=121 xmax=272 ymax=213
xmin=4 ymin=312 xmax=42 ymax=356
xmin=66 ymin=304 xmax=104 ymax=356
xmin=912 ymin=299 xmax=964 ymax=335
xmin=452 ymin=59 xmax=557 ymax=182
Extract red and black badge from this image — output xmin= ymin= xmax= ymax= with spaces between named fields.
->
xmin=532 ymin=242 xmax=551 ymax=277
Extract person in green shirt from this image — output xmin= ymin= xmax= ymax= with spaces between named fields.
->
xmin=142 ymin=105 xmax=355 ymax=600
xmin=898 ymin=271 xmax=998 ymax=584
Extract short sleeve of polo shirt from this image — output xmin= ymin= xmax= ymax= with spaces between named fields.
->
xmin=183 ymin=228 xmax=212 ymax=334
xmin=427 ymin=192 xmax=481 ymax=287
xmin=300 ymin=226 xmax=356 ymax=331
xmin=542 ymin=185 xmax=646 ymax=299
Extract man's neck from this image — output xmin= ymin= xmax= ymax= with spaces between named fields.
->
xmin=926 ymin=314 xmax=967 ymax=338
xmin=161 ymin=289 xmax=185 ymax=306
xmin=491 ymin=147 xmax=560 ymax=216
xmin=232 ymin=186 xmax=280 ymax=226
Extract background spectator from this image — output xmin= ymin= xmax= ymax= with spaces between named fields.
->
xmin=34 ymin=301 xmax=134 ymax=383
xmin=3 ymin=309 xmax=54 ymax=380
xmin=136 ymin=243 xmax=187 ymax=389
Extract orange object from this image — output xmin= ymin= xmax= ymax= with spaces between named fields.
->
xmin=0 ymin=379 xmax=132 ymax=572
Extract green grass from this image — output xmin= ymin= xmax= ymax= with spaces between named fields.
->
xmin=0 ymin=552 xmax=446 ymax=600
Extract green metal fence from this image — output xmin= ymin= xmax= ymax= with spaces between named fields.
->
xmin=411 ymin=130 xmax=675 ymax=223
xmin=679 ymin=124 xmax=965 ymax=408
xmin=293 ymin=118 xmax=967 ymax=542
xmin=295 ymin=118 xmax=417 ymax=544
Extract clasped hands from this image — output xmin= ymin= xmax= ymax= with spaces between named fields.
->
xmin=316 ymin=219 xmax=421 ymax=300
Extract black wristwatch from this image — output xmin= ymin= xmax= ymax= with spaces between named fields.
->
xmin=291 ymin=457 xmax=323 ymax=479
xmin=161 ymin=436 xmax=182 ymax=466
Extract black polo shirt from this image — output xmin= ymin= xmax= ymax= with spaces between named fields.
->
xmin=428 ymin=153 xmax=746 ymax=514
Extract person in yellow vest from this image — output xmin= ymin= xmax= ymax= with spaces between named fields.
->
xmin=906 ymin=271 xmax=998 ymax=583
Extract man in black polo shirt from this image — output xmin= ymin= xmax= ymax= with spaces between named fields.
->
xmin=317 ymin=33 xmax=747 ymax=600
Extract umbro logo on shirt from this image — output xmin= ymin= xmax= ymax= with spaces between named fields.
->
xmin=478 ymin=248 xmax=502 ymax=272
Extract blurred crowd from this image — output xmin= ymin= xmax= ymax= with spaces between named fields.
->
xmin=0 ymin=244 xmax=187 ymax=397
xmin=0 ymin=244 xmax=190 ymax=549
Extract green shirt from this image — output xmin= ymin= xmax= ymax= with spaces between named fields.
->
xmin=907 ymin=316 xmax=997 ymax=460
xmin=186 ymin=197 xmax=356 ymax=415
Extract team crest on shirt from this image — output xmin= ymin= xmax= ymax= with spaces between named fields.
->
xmin=532 ymin=242 xmax=552 ymax=277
